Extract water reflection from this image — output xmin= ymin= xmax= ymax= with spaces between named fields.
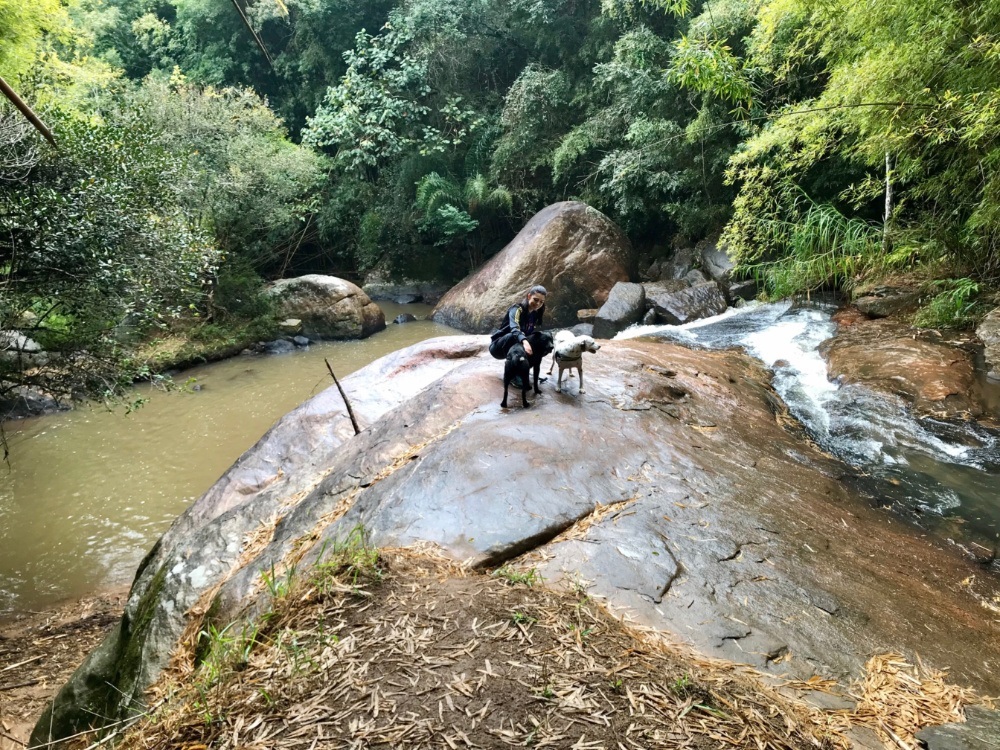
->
xmin=0 ymin=304 xmax=461 ymax=616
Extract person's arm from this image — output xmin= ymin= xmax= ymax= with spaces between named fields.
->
xmin=507 ymin=305 xmax=527 ymax=343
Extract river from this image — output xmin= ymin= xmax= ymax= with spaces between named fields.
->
xmin=0 ymin=304 xmax=461 ymax=618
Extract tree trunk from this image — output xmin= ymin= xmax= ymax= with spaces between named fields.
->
xmin=882 ymin=151 xmax=893 ymax=254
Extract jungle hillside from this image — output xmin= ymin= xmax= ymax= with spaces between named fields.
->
xmin=3 ymin=0 xmax=1000 ymax=403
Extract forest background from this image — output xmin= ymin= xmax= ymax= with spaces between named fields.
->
xmin=2 ymin=0 xmax=999 ymax=403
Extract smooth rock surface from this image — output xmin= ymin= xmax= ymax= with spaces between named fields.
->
xmin=36 ymin=336 xmax=1000 ymax=744
xmin=698 ymin=234 xmax=735 ymax=282
xmin=277 ymin=318 xmax=303 ymax=335
xmin=269 ymin=275 xmax=386 ymax=340
xmin=823 ymin=317 xmax=982 ymax=419
xmin=593 ymin=282 xmax=645 ymax=339
xmin=430 ymin=202 xmax=631 ymax=332
xmin=916 ymin=706 xmax=1000 ymax=750
xmin=853 ymin=287 xmax=923 ymax=318
xmin=977 ymin=306 xmax=1000 ymax=380
xmin=647 ymin=281 xmax=728 ymax=325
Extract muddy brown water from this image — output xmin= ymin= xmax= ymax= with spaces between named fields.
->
xmin=0 ymin=304 xmax=461 ymax=618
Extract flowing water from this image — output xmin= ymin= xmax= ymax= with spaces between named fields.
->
xmin=617 ymin=301 xmax=1000 ymax=555
xmin=0 ymin=304 xmax=461 ymax=618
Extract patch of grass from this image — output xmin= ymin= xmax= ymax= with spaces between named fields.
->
xmin=510 ymin=611 xmax=536 ymax=625
xmin=491 ymin=565 xmax=540 ymax=587
xmin=671 ymin=673 xmax=693 ymax=696
xmin=261 ymin=563 xmax=297 ymax=600
xmin=312 ymin=526 xmax=384 ymax=593
xmin=913 ymin=277 xmax=981 ymax=329
xmin=195 ymin=620 xmax=263 ymax=688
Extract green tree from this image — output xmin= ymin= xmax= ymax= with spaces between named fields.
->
xmin=0 ymin=100 xmax=219 ymax=403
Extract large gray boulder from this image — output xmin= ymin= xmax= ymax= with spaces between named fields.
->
xmin=698 ymin=234 xmax=735 ymax=283
xmin=430 ymin=202 xmax=632 ymax=332
xmin=268 ymin=275 xmax=385 ymax=340
xmin=646 ymin=281 xmax=728 ymax=325
xmin=592 ymin=282 xmax=645 ymax=339
xmin=977 ymin=306 xmax=1000 ymax=380
xmin=35 ymin=335 xmax=1000 ymax=745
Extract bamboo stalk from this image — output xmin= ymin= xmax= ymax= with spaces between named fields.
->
xmin=227 ymin=0 xmax=275 ymax=68
xmin=0 ymin=76 xmax=56 ymax=148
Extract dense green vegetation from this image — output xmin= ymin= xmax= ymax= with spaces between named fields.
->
xmin=2 ymin=0 xmax=1000 ymax=405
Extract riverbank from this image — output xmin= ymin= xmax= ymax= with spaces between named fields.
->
xmin=0 ymin=586 xmax=126 ymax=750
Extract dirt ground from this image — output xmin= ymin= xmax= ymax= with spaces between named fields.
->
xmin=0 ymin=588 xmax=126 ymax=750
xmin=111 ymin=548 xmax=982 ymax=750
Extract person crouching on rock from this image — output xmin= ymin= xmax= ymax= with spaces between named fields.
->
xmin=489 ymin=285 xmax=547 ymax=364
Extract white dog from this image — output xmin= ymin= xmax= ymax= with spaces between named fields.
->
xmin=547 ymin=330 xmax=601 ymax=393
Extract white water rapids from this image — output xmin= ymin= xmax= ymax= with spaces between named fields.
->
xmin=617 ymin=301 xmax=1000 ymax=545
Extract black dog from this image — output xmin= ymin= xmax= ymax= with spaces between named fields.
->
xmin=501 ymin=330 xmax=554 ymax=408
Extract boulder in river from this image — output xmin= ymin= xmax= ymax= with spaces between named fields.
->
xmin=362 ymin=276 xmax=451 ymax=306
xmin=822 ymin=316 xmax=983 ymax=419
xmin=977 ymin=306 xmax=1000 ymax=380
xmin=646 ymin=281 xmax=728 ymax=325
xmin=430 ymin=201 xmax=632 ymax=332
xmin=853 ymin=287 xmax=924 ymax=318
xmin=269 ymin=275 xmax=385 ymax=340
xmin=35 ymin=333 xmax=1000 ymax=744
xmin=592 ymin=281 xmax=645 ymax=339
xmin=393 ymin=314 xmax=417 ymax=324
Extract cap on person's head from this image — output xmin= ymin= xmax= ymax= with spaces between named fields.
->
xmin=528 ymin=285 xmax=547 ymax=297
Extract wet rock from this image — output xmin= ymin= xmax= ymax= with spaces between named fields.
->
xmin=823 ymin=317 xmax=982 ymax=419
xmin=269 ymin=275 xmax=386 ymax=340
xmin=277 ymin=318 xmax=303 ymax=336
xmin=641 ymin=258 xmax=668 ymax=281
xmin=362 ymin=277 xmax=451 ymax=306
xmin=683 ymin=268 xmax=710 ymax=286
xmin=430 ymin=202 xmax=632 ymax=332
xmin=853 ymin=287 xmax=923 ymax=318
xmin=292 ymin=336 xmax=310 ymax=347
xmin=577 ymin=308 xmax=598 ymax=323
xmin=642 ymin=308 xmax=657 ymax=325
xmin=393 ymin=314 xmax=417 ymax=324
xmin=262 ymin=339 xmax=295 ymax=355
xmin=647 ymin=281 xmax=728 ymax=325
xmin=726 ymin=278 xmax=759 ymax=304
xmin=644 ymin=247 xmax=697 ymax=281
xmin=570 ymin=323 xmax=594 ymax=337
xmin=593 ymin=282 xmax=645 ymax=339
xmin=916 ymin=705 xmax=1000 ymax=750
xmin=976 ymin=306 xmax=1000 ymax=380
xmin=36 ymin=336 xmax=1000 ymax=744
xmin=698 ymin=234 xmax=735 ymax=283
xmin=0 ymin=386 xmax=67 ymax=420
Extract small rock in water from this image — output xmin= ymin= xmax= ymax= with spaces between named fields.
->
xmin=642 ymin=308 xmax=657 ymax=325
xmin=262 ymin=339 xmax=295 ymax=355
xmin=293 ymin=335 xmax=310 ymax=347
xmin=394 ymin=314 xmax=417 ymax=324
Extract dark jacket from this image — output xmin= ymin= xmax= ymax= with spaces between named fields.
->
xmin=492 ymin=301 xmax=545 ymax=344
